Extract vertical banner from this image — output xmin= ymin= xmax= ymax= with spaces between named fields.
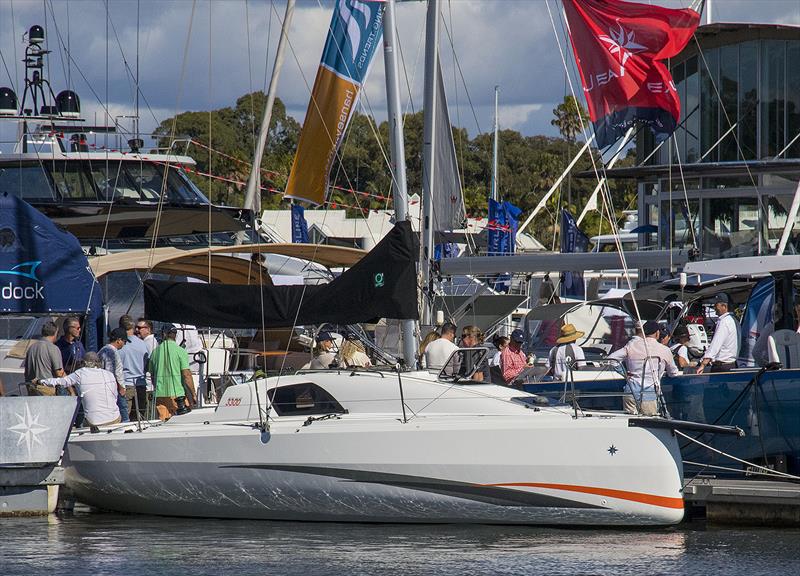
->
xmin=560 ymin=208 xmax=591 ymax=299
xmin=284 ymin=0 xmax=385 ymax=205
xmin=291 ymin=204 xmax=310 ymax=243
xmin=562 ymin=0 xmax=699 ymax=148
xmin=739 ymin=276 xmax=775 ymax=367
xmin=487 ymin=200 xmax=522 ymax=293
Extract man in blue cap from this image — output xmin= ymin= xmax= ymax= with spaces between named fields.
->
xmin=697 ymin=293 xmax=740 ymax=373
xmin=501 ymin=329 xmax=528 ymax=385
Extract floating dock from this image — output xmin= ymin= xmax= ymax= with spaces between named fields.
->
xmin=684 ymin=478 xmax=800 ymax=526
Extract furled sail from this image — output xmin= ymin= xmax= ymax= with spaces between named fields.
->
xmin=561 ymin=0 xmax=700 ymax=148
xmin=430 ymin=61 xmax=465 ymax=233
xmin=284 ymin=0 xmax=385 ymax=205
xmin=143 ymin=221 xmax=419 ymax=328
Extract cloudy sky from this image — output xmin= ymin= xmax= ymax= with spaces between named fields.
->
xmin=1 ymin=0 xmax=799 ymax=147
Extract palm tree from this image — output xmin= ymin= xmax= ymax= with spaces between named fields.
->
xmin=551 ymin=95 xmax=589 ymax=144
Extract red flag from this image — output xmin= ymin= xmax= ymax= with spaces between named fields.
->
xmin=562 ymin=0 xmax=700 ymax=148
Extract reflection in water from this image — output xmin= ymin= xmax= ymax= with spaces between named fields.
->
xmin=3 ymin=513 xmax=800 ymax=576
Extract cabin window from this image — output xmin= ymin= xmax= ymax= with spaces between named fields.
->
xmin=0 ymin=166 xmax=56 ymax=201
xmin=51 ymin=163 xmax=97 ymax=199
xmin=269 ymin=383 xmax=345 ymax=417
xmin=125 ymin=164 xmax=164 ymax=201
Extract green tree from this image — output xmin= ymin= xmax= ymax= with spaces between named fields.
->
xmin=153 ymin=93 xmax=299 ymax=210
xmin=551 ymin=95 xmax=589 ymax=143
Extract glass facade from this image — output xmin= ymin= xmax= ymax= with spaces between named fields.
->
xmin=649 ymin=35 xmax=800 ymax=163
xmin=637 ymin=28 xmax=800 ymax=262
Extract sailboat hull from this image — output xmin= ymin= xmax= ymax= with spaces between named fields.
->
xmin=64 ymin=414 xmax=683 ymax=525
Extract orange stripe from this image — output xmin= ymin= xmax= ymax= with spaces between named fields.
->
xmin=482 ymin=482 xmax=684 ymax=510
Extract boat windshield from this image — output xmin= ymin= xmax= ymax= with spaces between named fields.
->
xmin=0 ymin=160 xmax=209 ymax=205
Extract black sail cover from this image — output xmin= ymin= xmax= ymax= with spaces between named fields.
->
xmin=144 ymin=221 xmax=419 ymax=328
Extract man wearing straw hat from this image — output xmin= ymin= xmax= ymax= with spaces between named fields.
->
xmin=545 ymin=324 xmax=586 ymax=381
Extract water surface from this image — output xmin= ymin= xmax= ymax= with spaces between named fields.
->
xmin=3 ymin=513 xmax=798 ymax=576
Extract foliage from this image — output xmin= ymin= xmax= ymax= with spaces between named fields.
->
xmin=154 ymin=91 xmax=635 ymax=244
xmin=551 ymin=95 xmax=590 ymax=143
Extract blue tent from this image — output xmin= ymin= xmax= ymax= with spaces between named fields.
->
xmin=0 ymin=194 xmax=103 ymax=350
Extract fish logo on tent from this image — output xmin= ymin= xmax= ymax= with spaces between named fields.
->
xmin=0 ymin=260 xmax=41 ymax=281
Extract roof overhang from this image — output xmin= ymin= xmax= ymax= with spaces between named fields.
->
xmin=438 ymin=250 xmax=690 ymax=275
xmin=684 ymin=255 xmax=800 ymax=276
xmin=577 ymin=159 xmax=800 ymax=180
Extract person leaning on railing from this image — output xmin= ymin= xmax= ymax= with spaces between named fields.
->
xmin=607 ymin=320 xmax=679 ymax=416
xmin=36 ymin=352 xmax=120 ymax=427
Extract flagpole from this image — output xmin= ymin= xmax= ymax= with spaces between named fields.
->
xmin=384 ymin=0 xmax=418 ymax=366
xmin=420 ymin=0 xmax=439 ymax=326
xmin=577 ymin=126 xmax=634 ymax=226
xmin=243 ymin=0 xmax=295 ymax=218
xmin=515 ymin=133 xmax=595 ymax=240
xmin=491 ymin=85 xmax=499 ymax=202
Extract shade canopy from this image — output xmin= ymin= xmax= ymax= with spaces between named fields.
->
xmin=90 ymin=242 xmax=368 ymax=285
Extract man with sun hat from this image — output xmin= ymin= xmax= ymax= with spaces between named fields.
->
xmin=544 ymin=323 xmax=586 ymax=380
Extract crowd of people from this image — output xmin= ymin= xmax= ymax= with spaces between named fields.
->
xmin=418 ymin=323 xmax=531 ymax=386
xmin=20 ymin=290 xmax=794 ymax=425
xmin=26 ymin=316 xmax=199 ymax=426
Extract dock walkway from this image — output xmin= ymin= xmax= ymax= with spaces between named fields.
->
xmin=684 ymin=478 xmax=800 ymax=525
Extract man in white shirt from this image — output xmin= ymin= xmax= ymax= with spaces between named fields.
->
xmin=424 ymin=323 xmax=459 ymax=370
xmin=545 ymin=323 xmax=586 ymax=380
xmin=37 ymin=352 xmax=121 ymax=427
xmin=607 ymin=321 xmax=679 ymax=416
xmin=697 ymin=293 xmax=740 ymax=373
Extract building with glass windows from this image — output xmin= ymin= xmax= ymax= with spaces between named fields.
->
xmin=601 ymin=23 xmax=800 ymax=265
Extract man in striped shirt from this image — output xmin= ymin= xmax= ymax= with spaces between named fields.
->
xmin=501 ymin=329 xmax=528 ymax=386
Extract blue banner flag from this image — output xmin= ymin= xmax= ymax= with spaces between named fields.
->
xmin=560 ymin=209 xmax=591 ymax=299
xmin=487 ymin=200 xmax=522 ymax=256
xmin=487 ymin=200 xmax=522 ymax=293
xmin=434 ymin=243 xmax=460 ymax=261
xmin=291 ymin=204 xmax=310 ymax=244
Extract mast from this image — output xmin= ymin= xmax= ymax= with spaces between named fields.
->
xmin=491 ymin=85 xmax=499 ymax=202
xmin=243 ymin=0 xmax=295 ymax=218
xmin=383 ymin=0 xmax=418 ymax=366
xmin=420 ymin=0 xmax=439 ymax=326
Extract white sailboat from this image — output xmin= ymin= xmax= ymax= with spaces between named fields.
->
xmin=63 ymin=0 xmax=688 ymax=526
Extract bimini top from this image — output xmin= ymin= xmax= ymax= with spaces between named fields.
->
xmin=90 ymin=243 xmax=368 ymax=285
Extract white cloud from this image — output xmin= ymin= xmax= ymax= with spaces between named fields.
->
xmin=0 ymin=0 xmax=798 ymax=150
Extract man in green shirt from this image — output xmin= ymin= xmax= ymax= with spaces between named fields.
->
xmin=149 ymin=324 xmax=194 ymax=419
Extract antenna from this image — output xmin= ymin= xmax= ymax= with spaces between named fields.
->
xmin=18 ymin=25 xmax=81 ymax=119
xmin=20 ymin=25 xmax=56 ymax=115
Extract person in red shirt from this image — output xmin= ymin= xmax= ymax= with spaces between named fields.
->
xmin=501 ymin=329 xmax=527 ymax=386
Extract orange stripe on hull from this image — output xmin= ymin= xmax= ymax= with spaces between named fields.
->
xmin=483 ymin=482 xmax=684 ymax=510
